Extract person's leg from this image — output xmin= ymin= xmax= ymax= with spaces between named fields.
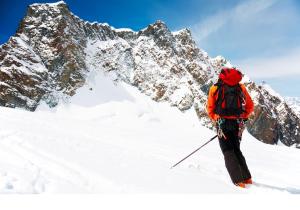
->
xmin=218 ymin=129 xmax=245 ymax=184
xmin=231 ymin=133 xmax=252 ymax=181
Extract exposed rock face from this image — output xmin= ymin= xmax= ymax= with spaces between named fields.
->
xmin=0 ymin=1 xmax=299 ymax=147
xmin=16 ymin=2 xmax=89 ymax=104
xmin=0 ymin=36 xmax=48 ymax=110
xmin=246 ymin=83 xmax=300 ymax=147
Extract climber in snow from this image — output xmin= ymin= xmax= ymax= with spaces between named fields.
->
xmin=206 ymin=67 xmax=254 ymax=188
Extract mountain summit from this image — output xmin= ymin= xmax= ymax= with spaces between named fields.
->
xmin=0 ymin=1 xmax=299 ymax=147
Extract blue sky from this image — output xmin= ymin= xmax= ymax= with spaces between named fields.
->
xmin=1 ymin=0 xmax=300 ymax=96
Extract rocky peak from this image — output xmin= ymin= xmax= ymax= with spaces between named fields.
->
xmin=27 ymin=1 xmax=68 ymax=16
xmin=173 ymin=28 xmax=194 ymax=45
xmin=17 ymin=1 xmax=69 ymax=36
xmin=138 ymin=20 xmax=176 ymax=49
xmin=16 ymin=0 xmax=89 ymax=102
xmin=140 ymin=20 xmax=170 ymax=35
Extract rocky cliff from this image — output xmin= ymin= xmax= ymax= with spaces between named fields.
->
xmin=0 ymin=1 xmax=299 ymax=147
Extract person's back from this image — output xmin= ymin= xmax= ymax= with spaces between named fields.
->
xmin=206 ymin=67 xmax=254 ymax=188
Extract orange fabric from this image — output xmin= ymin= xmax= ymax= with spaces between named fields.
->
xmin=206 ymin=83 xmax=254 ymax=121
xmin=243 ymin=178 xmax=253 ymax=184
xmin=207 ymin=85 xmax=220 ymax=121
xmin=235 ymin=182 xmax=246 ymax=188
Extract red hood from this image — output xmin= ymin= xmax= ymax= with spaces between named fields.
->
xmin=219 ymin=68 xmax=242 ymax=86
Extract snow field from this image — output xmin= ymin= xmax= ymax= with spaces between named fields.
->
xmin=0 ymin=72 xmax=299 ymax=194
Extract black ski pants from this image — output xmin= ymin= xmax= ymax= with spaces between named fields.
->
xmin=218 ymin=119 xmax=251 ymax=184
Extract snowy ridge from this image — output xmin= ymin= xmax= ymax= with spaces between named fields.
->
xmin=31 ymin=0 xmax=66 ymax=7
xmin=261 ymin=82 xmax=284 ymax=101
xmin=113 ymin=27 xmax=136 ymax=33
xmin=285 ymin=97 xmax=300 ymax=116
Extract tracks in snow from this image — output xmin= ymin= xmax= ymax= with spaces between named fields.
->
xmin=0 ymin=131 xmax=120 ymax=193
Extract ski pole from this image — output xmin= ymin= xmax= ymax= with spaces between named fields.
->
xmin=170 ymin=135 xmax=218 ymax=169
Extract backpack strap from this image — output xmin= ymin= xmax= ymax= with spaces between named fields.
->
xmin=214 ymin=82 xmax=225 ymax=115
xmin=213 ymin=81 xmax=222 ymax=97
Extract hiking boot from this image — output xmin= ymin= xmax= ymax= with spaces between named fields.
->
xmin=244 ymin=178 xmax=253 ymax=184
xmin=235 ymin=182 xmax=246 ymax=188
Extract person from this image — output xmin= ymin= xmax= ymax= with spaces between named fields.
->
xmin=206 ymin=67 xmax=254 ymax=188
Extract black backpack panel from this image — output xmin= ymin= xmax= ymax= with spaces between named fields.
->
xmin=214 ymin=82 xmax=245 ymax=117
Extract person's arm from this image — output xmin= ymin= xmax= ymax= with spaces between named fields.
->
xmin=241 ymin=84 xmax=254 ymax=119
xmin=206 ymin=85 xmax=219 ymax=121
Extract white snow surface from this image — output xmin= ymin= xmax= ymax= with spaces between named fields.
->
xmin=0 ymin=72 xmax=299 ymax=194
xmin=31 ymin=0 xmax=65 ymax=7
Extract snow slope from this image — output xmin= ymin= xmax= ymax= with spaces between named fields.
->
xmin=0 ymin=72 xmax=299 ymax=194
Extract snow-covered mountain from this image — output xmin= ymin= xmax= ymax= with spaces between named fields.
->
xmin=285 ymin=97 xmax=300 ymax=117
xmin=0 ymin=1 xmax=300 ymax=147
xmin=1 ymin=71 xmax=299 ymax=193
